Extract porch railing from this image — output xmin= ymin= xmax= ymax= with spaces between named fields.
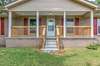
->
xmin=66 ymin=26 xmax=91 ymax=36
xmin=39 ymin=26 xmax=46 ymax=49
xmin=56 ymin=27 xmax=63 ymax=50
xmin=56 ymin=26 xmax=91 ymax=37
xmin=12 ymin=25 xmax=91 ymax=37
xmin=12 ymin=26 xmax=37 ymax=37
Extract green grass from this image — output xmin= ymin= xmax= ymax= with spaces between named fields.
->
xmin=1 ymin=48 xmax=100 ymax=66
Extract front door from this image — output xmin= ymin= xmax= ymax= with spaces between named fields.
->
xmin=47 ymin=18 xmax=55 ymax=37
xmin=97 ymin=19 xmax=100 ymax=35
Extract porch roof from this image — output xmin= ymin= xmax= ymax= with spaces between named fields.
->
xmin=6 ymin=0 xmax=95 ymax=12
xmin=5 ymin=0 xmax=97 ymax=9
xmin=72 ymin=0 xmax=97 ymax=8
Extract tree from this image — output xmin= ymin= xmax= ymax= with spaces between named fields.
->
xmin=96 ymin=0 xmax=100 ymax=4
xmin=0 ymin=2 xmax=4 ymax=14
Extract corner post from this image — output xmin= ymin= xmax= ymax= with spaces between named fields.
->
xmin=90 ymin=11 xmax=94 ymax=38
xmin=8 ymin=11 xmax=12 ymax=38
xmin=36 ymin=11 xmax=39 ymax=38
xmin=64 ymin=11 xmax=66 ymax=38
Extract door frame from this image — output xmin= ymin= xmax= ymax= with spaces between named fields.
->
xmin=46 ymin=17 xmax=56 ymax=37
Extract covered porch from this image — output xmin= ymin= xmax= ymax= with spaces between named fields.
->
xmin=8 ymin=11 xmax=94 ymax=38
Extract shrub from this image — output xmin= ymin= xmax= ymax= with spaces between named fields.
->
xmin=86 ymin=44 xmax=100 ymax=50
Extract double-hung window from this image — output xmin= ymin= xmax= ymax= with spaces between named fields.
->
xmin=66 ymin=18 xmax=75 ymax=35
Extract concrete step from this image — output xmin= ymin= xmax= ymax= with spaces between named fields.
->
xmin=46 ymin=40 xmax=56 ymax=42
xmin=46 ymin=37 xmax=56 ymax=40
xmin=46 ymin=41 xmax=56 ymax=44
xmin=42 ymin=38 xmax=58 ymax=53
xmin=45 ymin=44 xmax=57 ymax=47
xmin=41 ymin=48 xmax=59 ymax=53
xmin=45 ymin=46 xmax=57 ymax=48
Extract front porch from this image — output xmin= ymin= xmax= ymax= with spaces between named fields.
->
xmin=4 ymin=11 xmax=94 ymax=49
xmin=9 ymin=11 xmax=93 ymax=38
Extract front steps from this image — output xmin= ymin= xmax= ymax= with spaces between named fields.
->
xmin=41 ymin=38 xmax=59 ymax=53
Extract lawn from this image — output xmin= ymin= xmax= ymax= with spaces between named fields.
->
xmin=0 ymin=47 xmax=100 ymax=66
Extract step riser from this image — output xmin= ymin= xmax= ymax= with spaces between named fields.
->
xmin=42 ymin=38 xmax=58 ymax=53
xmin=45 ymin=44 xmax=57 ymax=47
xmin=46 ymin=42 xmax=56 ymax=44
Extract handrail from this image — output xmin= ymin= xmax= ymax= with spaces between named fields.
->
xmin=12 ymin=26 xmax=36 ymax=28
xmin=57 ymin=27 xmax=60 ymax=36
xmin=39 ymin=26 xmax=46 ymax=49
xmin=42 ymin=27 xmax=46 ymax=48
xmin=56 ymin=26 xmax=91 ymax=28
xmin=43 ymin=28 xmax=46 ymax=36
xmin=56 ymin=27 xmax=62 ymax=50
xmin=66 ymin=26 xmax=91 ymax=28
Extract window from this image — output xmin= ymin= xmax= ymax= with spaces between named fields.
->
xmin=66 ymin=18 xmax=74 ymax=26
xmin=66 ymin=18 xmax=75 ymax=35
xmin=29 ymin=17 xmax=36 ymax=36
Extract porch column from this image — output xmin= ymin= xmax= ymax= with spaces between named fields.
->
xmin=8 ymin=11 xmax=12 ymax=37
xmin=63 ymin=11 xmax=66 ymax=37
xmin=90 ymin=11 xmax=94 ymax=38
xmin=36 ymin=11 xmax=39 ymax=38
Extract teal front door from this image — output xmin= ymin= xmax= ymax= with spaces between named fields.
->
xmin=47 ymin=18 xmax=55 ymax=37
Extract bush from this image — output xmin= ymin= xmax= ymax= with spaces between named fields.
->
xmin=86 ymin=44 xmax=100 ymax=50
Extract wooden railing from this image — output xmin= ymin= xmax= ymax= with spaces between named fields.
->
xmin=66 ymin=26 xmax=91 ymax=36
xmin=12 ymin=26 xmax=36 ymax=37
xmin=39 ymin=26 xmax=46 ymax=49
xmin=56 ymin=26 xmax=63 ymax=37
xmin=56 ymin=26 xmax=91 ymax=36
xmin=56 ymin=27 xmax=63 ymax=50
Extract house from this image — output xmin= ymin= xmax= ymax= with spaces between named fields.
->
xmin=0 ymin=0 xmax=99 ymax=50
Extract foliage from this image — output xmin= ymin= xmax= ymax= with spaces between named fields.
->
xmin=96 ymin=0 xmax=100 ymax=4
xmin=0 ymin=2 xmax=4 ymax=14
xmin=86 ymin=44 xmax=100 ymax=50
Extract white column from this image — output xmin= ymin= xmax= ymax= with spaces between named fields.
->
xmin=36 ymin=11 xmax=39 ymax=38
xmin=64 ymin=11 xmax=66 ymax=38
xmin=8 ymin=11 xmax=12 ymax=37
xmin=90 ymin=11 xmax=94 ymax=38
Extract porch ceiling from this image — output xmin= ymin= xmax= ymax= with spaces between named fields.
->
xmin=14 ymin=11 xmax=87 ymax=16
